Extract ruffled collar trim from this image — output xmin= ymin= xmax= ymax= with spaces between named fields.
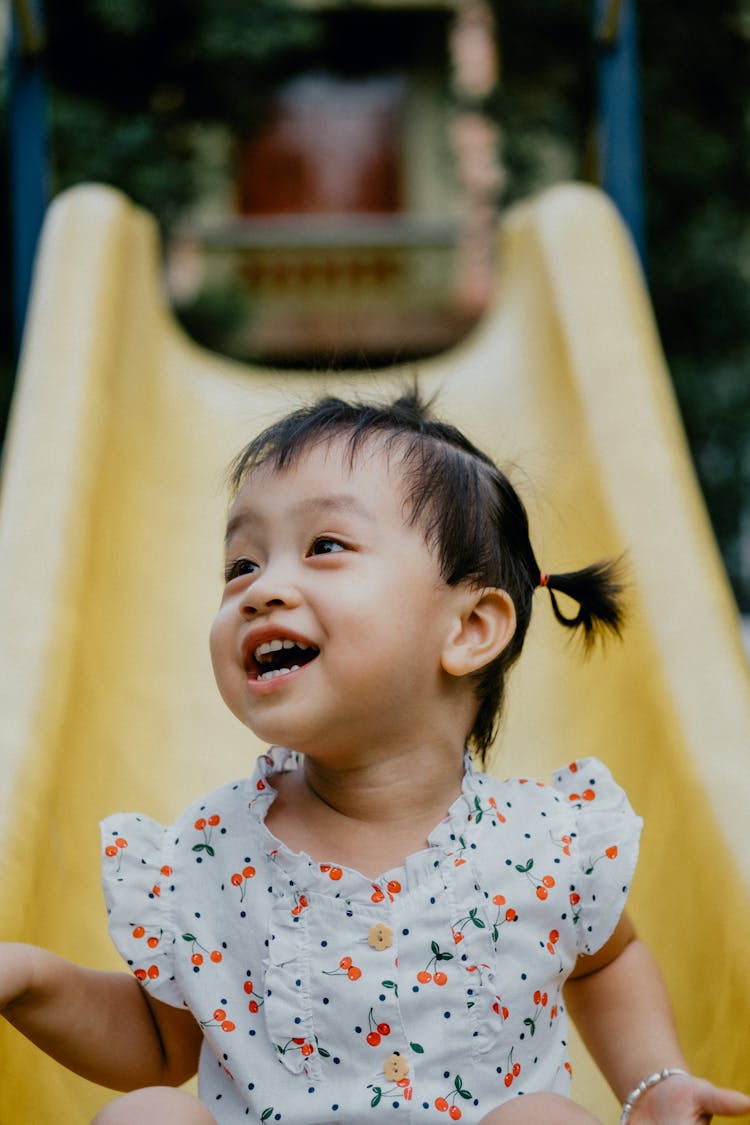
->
xmin=245 ymin=745 xmax=485 ymax=899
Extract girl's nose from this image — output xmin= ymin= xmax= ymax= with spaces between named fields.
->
xmin=240 ymin=570 xmax=301 ymax=616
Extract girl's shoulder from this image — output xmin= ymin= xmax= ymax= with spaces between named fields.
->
xmin=100 ymin=755 xmax=278 ymax=873
xmin=472 ymin=755 xmax=636 ymax=816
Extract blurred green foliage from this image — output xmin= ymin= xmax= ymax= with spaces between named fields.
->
xmin=44 ymin=0 xmax=325 ymax=227
xmin=1 ymin=0 xmax=748 ymax=604
xmin=492 ymin=0 xmax=750 ymax=607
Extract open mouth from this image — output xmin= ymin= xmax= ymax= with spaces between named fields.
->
xmin=247 ymin=638 xmax=320 ymax=682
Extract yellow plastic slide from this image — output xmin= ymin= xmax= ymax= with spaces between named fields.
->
xmin=1 ymin=183 xmax=748 ymax=1123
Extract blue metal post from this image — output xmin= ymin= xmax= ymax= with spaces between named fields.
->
xmin=8 ymin=0 xmax=49 ymax=353
xmin=593 ymin=0 xmax=646 ymax=269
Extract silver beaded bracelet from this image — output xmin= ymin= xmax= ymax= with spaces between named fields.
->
xmin=620 ymin=1067 xmax=690 ymax=1124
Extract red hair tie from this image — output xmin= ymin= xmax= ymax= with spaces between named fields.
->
xmin=538 ymin=572 xmax=550 ymax=588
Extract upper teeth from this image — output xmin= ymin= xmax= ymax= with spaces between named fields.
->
xmin=255 ymin=639 xmax=312 ymax=660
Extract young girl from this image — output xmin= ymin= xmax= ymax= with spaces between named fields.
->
xmin=2 ymin=391 xmax=748 ymax=1125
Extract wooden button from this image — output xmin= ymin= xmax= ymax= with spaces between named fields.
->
xmin=368 ymin=923 xmax=393 ymax=951
xmin=383 ymin=1052 xmax=409 ymax=1082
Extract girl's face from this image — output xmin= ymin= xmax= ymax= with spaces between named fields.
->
xmin=210 ymin=439 xmax=473 ymax=763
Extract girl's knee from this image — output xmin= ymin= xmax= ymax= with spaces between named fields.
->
xmin=479 ymin=1093 xmax=602 ymax=1125
xmin=91 ymin=1087 xmax=217 ymax=1125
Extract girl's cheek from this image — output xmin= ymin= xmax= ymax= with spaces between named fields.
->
xmin=209 ymin=613 xmax=229 ymax=675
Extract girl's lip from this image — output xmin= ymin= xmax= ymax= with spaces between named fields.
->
xmin=245 ymin=661 xmax=310 ymax=696
xmin=241 ymin=626 xmax=320 ymax=690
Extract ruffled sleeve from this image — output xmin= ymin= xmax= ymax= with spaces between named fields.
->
xmin=552 ymin=757 xmax=642 ymax=956
xmin=101 ymin=812 xmax=185 ymax=1008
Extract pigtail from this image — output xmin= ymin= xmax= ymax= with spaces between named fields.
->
xmin=538 ymin=558 xmax=626 ymax=650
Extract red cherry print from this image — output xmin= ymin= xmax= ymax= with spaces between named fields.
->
xmin=605 ymin=845 xmax=618 ymax=859
xmin=387 ymin=880 xmax=401 ymax=895
xmin=292 ymin=1037 xmax=305 ymax=1044
xmin=542 ymin=875 xmax=555 ymax=888
xmin=248 ymin=1000 xmax=259 ymax=1013
xmin=210 ymin=950 xmax=222 ymax=963
xmin=192 ymin=953 xmax=203 ymax=966
xmin=504 ymin=1073 xmax=513 ymax=1088
xmin=435 ymin=1098 xmax=449 ymax=1113
xmin=115 ymin=838 xmax=127 ymax=849
xmin=208 ymin=815 xmax=221 ymax=827
xmin=582 ymin=789 xmax=595 ymax=802
xmin=512 ymin=1063 xmax=521 ymax=1077
xmin=329 ymin=867 xmax=343 ymax=881
xmin=570 ymin=892 xmax=581 ymax=905
xmin=417 ymin=970 xmax=432 ymax=984
xmin=243 ymin=865 xmax=256 ymax=878
xmin=433 ymin=971 xmax=448 ymax=986
xmin=366 ymin=1032 xmax=381 ymax=1047
xmin=134 ymin=969 xmax=147 ymax=981
xmin=194 ymin=818 xmax=207 ymax=831
xmin=449 ymin=1107 xmax=462 ymax=1120
xmin=160 ymin=865 xmax=172 ymax=877
xmin=231 ymin=874 xmax=243 ymax=886
xmin=377 ymin=1023 xmax=391 ymax=1036
xmin=214 ymin=1008 xmax=226 ymax=1021
xmin=301 ymin=1043 xmax=314 ymax=1057
xmin=492 ymin=894 xmax=506 ymax=906
xmin=146 ymin=966 xmax=159 ymax=979
xmin=536 ymin=886 xmax=548 ymax=900
xmin=104 ymin=846 xmax=118 ymax=858
xmin=505 ymin=908 xmax=517 ymax=921
xmin=147 ymin=936 xmax=159 ymax=949
xmin=132 ymin=926 xmax=145 ymax=939
xmin=347 ymin=966 xmax=362 ymax=981
xmin=244 ymin=981 xmax=254 ymax=995
xmin=339 ymin=956 xmax=353 ymax=970
xmin=221 ymin=1021 xmax=235 ymax=1032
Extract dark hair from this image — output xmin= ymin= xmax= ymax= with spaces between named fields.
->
xmin=228 ymin=390 xmax=624 ymax=762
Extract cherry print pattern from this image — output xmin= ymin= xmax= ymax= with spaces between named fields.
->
xmin=101 ymin=750 xmax=640 ymax=1123
xmin=434 ymin=1073 xmax=474 ymax=1118
xmin=229 ymin=863 xmax=256 ymax=902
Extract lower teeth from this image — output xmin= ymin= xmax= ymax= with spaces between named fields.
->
xmin=258 ymin=664 xmax=300 ymax=682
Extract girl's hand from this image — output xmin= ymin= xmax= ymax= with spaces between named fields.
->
xmin=629 ymin=1071 xmax=750 ymax=1124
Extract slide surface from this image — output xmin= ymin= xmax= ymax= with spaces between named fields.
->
xmin=1 ymin=183 xmax=748 ymax=1122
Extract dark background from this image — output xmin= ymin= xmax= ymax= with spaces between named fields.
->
xmin=1 ymin=0 xmax=748 ymax=606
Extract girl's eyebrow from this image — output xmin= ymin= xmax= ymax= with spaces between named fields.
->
xmin=224 ymin=493 xmax=372 ymax=544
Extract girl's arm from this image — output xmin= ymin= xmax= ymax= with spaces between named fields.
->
xmin=564 ymin=916 xmax=750 ymax=1123
xmin=0 ymin=943 xmax=202 ymax=1091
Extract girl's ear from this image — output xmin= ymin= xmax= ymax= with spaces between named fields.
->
xmin=441 ymin=588 xmax=516 ymax=678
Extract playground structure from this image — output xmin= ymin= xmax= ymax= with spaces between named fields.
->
xmin=0 ymin=182 xmax=749 ymax=1121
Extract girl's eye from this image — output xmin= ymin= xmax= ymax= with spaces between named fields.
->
xmin=309 ymin=537 xmax=345 ymax=557
xmin=224 ymin=558 xmax=258 ymax=583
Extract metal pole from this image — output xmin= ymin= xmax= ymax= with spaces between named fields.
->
xmin=593 ymin=0 xmax=646 ymax=269
xmin=8 ymin=0 xmax=49 ymax=354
